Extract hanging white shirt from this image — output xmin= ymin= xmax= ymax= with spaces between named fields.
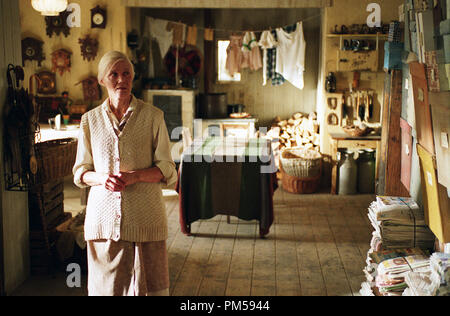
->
xmin=275 ymin=22 xmax=306 ymax=90
xmin=146 ymin=17 xmax=173 ymax=59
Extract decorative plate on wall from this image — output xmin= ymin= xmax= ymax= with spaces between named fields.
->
xmin=22 ymin=37 xmax=45 ymax=67
xmin=91 ymin=5 xmax=107 ymax=29
xmin=79 ymin=35 xmax=99 ymax=61
xmin=36 ymin=71 xmax=57 ymax=95
xmin=51 ymin=49 xmax=71 ymax=76
xmin=45 ymin=11 xmax=71 ymax=38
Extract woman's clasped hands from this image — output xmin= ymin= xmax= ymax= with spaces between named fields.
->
xmin=103 ymin=171 xmax=139 ymax=192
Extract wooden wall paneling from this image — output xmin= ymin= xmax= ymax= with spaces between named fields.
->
xmin=0 ymin=0 xmax=5 ymax=298
xmin=410 ymin=61 xmax=435 ymax=155
xmin=377 ymin=72 xmax=391 ymax=195
xmin=204 ymin=9 xmax=213 ymax=93
xmin=381 ymin=70 xmax=410 ymax=197
xmin=430 ymin=94 xmax=450 ymax=189
xmin=400 ymin=118 xmax=413 ymax=192
xmin=1 ymin=0 xmax=28 ymax=295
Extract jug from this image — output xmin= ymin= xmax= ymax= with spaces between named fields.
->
xmin=338 ymin=150 xmax=357 ymax=195
xmin=357 ymin=149 xmax=375 ymax=193
xmin=48 ymin=114 xmax=61 ymax=130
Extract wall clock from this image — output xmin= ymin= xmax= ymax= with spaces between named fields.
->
xmin=22 ymin=37 xmax=45 ymax=67
xmin=81 ymin=76 xmax=101 ymax=101
xmin=45 ymin=11 xmax=71 ymax=38
xmin=78 ymin=35 xmax=99 ymax=61
xmin=91 ymin=5 xmax=107 ymax=29
xmin=36 ymin=71 xmax=57 ymax=95
xmin=51 ymin=49 xmax=71 ymax=76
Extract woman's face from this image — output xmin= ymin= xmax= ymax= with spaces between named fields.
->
xmin=102 ymin=60 xmax=133 ymax=100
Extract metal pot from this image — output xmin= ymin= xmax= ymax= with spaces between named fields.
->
xmin=199 ymin=93 xmax=228 ymax=119
xmin=228 ymin=104 xmax=246 ymax=114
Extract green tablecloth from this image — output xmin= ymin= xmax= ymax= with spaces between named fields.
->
xmin=176 ymin=137 xmax=277 ymax=237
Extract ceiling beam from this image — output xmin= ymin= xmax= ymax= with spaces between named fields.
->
xmin=122 ymin=0 xmax=331 ymax=8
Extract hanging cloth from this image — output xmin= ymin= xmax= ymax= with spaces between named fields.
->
xmin=258 ymin=30 xmax=280 ymax=85
xmin=167 ymin=21 xmax=186 ymax=47
xmin=204 ymin=28 xmax=214 ymax=41
xmin=242 ymin=32 xmax=262 ymax=71
xmin=146 ymin=17 xmax=173 ymax=58
xmin=275 ymin=21 xmax=306 ymax=90
xmin=226 ymin=35 xmax=244 ymax=77
xmin=186 ymin=25 xmax=198 ymax=46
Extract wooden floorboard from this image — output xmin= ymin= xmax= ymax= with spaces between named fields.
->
xmin=166 ymin=184 xmax=374 ymax=296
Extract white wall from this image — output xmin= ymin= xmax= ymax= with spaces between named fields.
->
xmin=0 ymin=0 xmax=29 ymax=295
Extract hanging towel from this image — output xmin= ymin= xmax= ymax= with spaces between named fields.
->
xmin=147 ymin=17 xmax=173 ymax=58
xmin=186 ymin=25 xmax=198 ymax=46
xmin=242 ymin=32 xmax=262 ymax=71
xmin=167 ymin=21 xmax=186 ymax=47
xmin=275 ymin=21 xmax=306 ymax=90
xmin=204 ymin=28 xmax=214 ymax=41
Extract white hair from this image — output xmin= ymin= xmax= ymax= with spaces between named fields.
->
xmin=97 ymin=51 xmax=134 ymax=85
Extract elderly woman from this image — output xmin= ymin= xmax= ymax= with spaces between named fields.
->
xmin=73 ymin=51 xmax=177 ymax=296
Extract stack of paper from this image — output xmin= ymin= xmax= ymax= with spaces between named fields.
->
xmin=360 ymin=248 xmax=427 ymax=296
xmin=367 ymin=196 xmax=435 ymax=250
xmin=403 ymin=252 xmax=450 ymax=296
xmin=430 ymin=252 xmax=450 ymax=296
xmin=403 ymin=271 xmax=437 ymax=296
xmin=376 ymin=255 xmax=430 ymax=296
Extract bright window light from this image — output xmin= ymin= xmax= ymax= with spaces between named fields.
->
xmin=217 ymin=40 xmax=241 ymax=82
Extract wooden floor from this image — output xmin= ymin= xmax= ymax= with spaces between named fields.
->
xmin=165 ymin=185 xmax=375 ymax=296
xmin=12 ymin=179 xmax=375 ymax=296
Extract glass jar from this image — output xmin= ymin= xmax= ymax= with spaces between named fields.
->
xmin=338 ymin=150 xmax=357 ymax=195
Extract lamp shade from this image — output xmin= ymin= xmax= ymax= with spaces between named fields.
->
xmin=31 ymin=0 xmax=68 ymax=16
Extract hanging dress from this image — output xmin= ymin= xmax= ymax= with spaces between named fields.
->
xmin=242 ymin=32 xmax=262 ymax=71
xmin=226 ymin=35 xmax=244 ymax=77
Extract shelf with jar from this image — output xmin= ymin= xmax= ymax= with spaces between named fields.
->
xmin=326 ymin=33 xmax=389 ymax=72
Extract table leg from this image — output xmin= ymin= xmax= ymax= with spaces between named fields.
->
xmin=227 ymin=215 xmax=230 ymax=224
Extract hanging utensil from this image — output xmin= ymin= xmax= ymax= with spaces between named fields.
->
xmin=364 ymin=92 xmax=370 ymax=122
xmin=368 ymin=92 xmax=374 ymax=119
xmin=358 ymin=91 xmax=366 ymax=122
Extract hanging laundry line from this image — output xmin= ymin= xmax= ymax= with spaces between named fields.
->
xmin=146 ymin=13 xmax=321 ymax=34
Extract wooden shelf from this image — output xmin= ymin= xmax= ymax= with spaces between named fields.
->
xmin=327 ymin=33 xmax=389 ymax=40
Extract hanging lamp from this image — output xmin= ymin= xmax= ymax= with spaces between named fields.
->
xmin=31 ymin=0 xmax=68 ymax=16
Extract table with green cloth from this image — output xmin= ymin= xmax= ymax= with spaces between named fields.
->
xmin=176 ymin=137 xmax=278 ymax=237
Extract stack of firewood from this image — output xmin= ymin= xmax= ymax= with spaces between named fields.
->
xmin=264 ymin=112 xmax=320 ymax=153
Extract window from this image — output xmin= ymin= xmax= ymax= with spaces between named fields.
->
xmin=217 ymin=40 xmax=241 ymax=82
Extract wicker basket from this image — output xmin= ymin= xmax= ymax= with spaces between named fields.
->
xmin=34 ymin=138 xmax=78 ymax=184
xmin=343 ymin=126 xmax=372 ymax=137
xmin=280 ymin=147 xmax=322 ymax=178
xmin=280 ymin=164 xmax=321 ymax=194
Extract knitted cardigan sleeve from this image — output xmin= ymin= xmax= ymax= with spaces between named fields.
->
xmin=152 ymin=111 xmax=177 ymax=187
xmin=73 ymin=112 xmax=94 ymax=188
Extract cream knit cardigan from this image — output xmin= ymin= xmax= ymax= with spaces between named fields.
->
xmin=73 ymin=96 xmax=177 ymax=242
